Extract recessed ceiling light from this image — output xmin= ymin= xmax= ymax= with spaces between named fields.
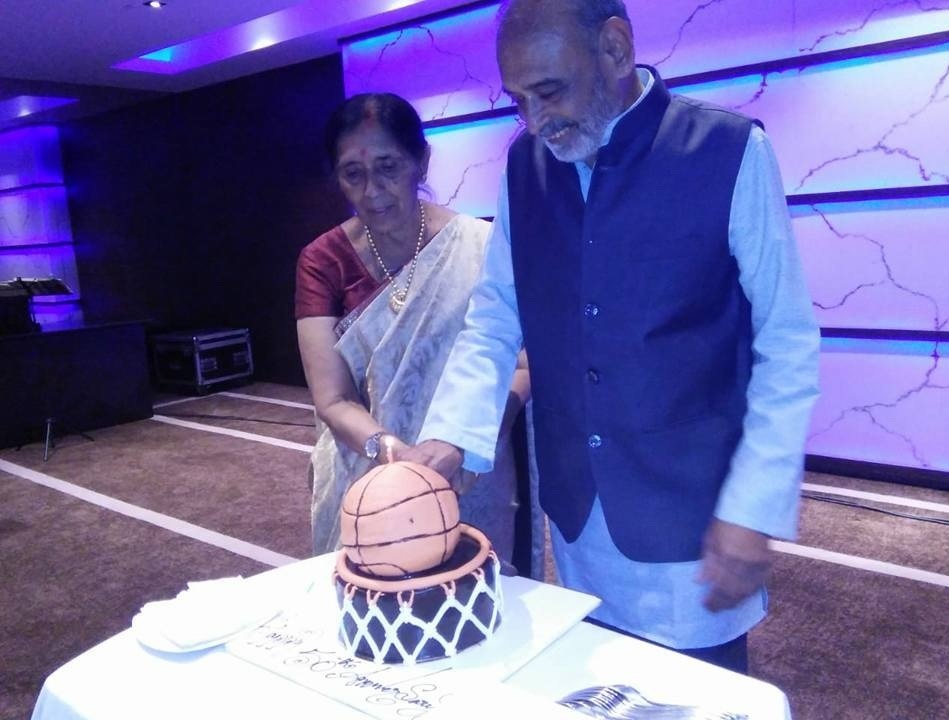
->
xmin=144 ymin=1 xmax=167 ymax=8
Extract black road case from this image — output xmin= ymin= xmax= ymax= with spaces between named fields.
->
xmin=151 ymin=328 xmax=253 ymax=394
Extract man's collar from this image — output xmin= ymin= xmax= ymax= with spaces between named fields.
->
xmin=586 ymin=65 xmax=671 ymax=170
xmin=599 ymin=67 xmax=655 ymax=149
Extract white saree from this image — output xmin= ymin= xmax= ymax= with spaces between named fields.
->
xmin=309 ymin=214 xmax=519 ymax=562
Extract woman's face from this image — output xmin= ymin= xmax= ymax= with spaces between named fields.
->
xmin=335 ymin=120 xmax=426 ymax=234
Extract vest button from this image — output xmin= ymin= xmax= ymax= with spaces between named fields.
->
xmin=584 ymin=303 xmax=600 ymax=319
xmin=588 ymin=433 xmax=602 ymax=449
xmin=586 ymin=369 xmax=600 ymax=383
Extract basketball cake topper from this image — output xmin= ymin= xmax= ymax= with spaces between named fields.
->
xmin=334 ymin=461 xmax=503 ymax=664
xmin=340 ymin=461 xmax=461 ymax=577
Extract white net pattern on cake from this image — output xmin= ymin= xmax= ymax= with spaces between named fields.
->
xmin=338 ymin=555 xmax=503 ymax=664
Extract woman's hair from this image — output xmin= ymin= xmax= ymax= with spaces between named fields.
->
xmin=324 ymin=93 xmax=428 ymax=169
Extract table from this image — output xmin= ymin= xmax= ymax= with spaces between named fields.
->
xmin=31 ymin=555 xmax=792 ymax=720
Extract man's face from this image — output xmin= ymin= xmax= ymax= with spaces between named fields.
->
xmin=499 ymin=26 xmax=622 ymax=164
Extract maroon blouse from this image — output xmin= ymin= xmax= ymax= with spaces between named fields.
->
xmin=295 ymin=225 xmax=383 ymax=319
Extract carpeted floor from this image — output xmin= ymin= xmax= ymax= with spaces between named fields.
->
xmin=1 ymin=382 xmax=947 ymax=720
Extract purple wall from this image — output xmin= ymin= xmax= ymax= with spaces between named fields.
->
xmin=341 ymin=0 xmax=949 ymax=477
xmin=0 ymin=125 xmax=83 ymax=329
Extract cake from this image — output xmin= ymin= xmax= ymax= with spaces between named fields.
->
xmin=333 ymin=461 xmax=503 ymax=664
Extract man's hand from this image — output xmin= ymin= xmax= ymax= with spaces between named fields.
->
xmin=697 ymin=518 xmax=772 ymax=612
xmin=391 ymin=439 xmax=464 ymax=480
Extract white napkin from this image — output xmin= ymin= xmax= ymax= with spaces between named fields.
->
xmin=139 ymin=576 xmax=279 ymax=649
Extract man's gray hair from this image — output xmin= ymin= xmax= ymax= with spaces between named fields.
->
xmin=498 ymin=0 xmax=631 ymax=47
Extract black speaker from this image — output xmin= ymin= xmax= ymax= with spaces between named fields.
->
xmin=0 ymin=321 xmax=153 ymax=449
xmin=0 ymin=295 xmax=34 ymax=335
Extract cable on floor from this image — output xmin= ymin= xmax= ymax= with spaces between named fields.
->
xmin=157 ymin=412 xmax=315 ymax=428
xmin=801 ymin=491 xmax=949 ymax=526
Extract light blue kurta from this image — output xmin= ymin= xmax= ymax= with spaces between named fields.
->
xmin=419 ymin=69 xmax=820 ymax=649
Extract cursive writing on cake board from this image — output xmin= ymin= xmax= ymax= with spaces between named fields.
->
xmin=228 ymin=613 xmax=454 ymax=719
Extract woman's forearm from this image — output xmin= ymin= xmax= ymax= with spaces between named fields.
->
xmin=315 ymin=397 xmax=385 ymax=456
xmin=298 ymin=316 xmax=388 ymax=457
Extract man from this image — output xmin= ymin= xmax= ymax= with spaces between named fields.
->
xmin=396 ymin=0 xmax=820 ymax=673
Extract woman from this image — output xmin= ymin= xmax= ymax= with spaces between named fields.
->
xmin=295 ymin=93 xmax=529 ymax=563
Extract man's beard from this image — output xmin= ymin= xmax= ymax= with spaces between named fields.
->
xmin=543 ymin=72 xmax=621 ymax=163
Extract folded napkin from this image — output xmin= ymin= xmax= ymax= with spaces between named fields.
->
xmin=139 ymin=576 xmax=279 ymax=650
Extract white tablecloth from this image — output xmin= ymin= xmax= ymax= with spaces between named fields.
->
xmin=31 ymin=555 xmax=791 ymax=720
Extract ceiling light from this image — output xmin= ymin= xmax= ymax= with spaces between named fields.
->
xmin=144 ymin=1 xmax=167 ymax=8
xmin=0 ymin=95 xmax=78 ymax=123
xmin=250 ymin=37 xmax=277 ymax=51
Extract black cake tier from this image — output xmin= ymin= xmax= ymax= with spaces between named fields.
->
xmin=334 ymin=527 xmax=502 ymax=664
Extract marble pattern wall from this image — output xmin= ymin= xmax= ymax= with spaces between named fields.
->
xmin=343 ymin=4 xmax=509 ymax=122
xmin=792 ymin=199 xmax=949 ymax=331
xmin=0 ymin=126 xmax=82 ymax=329
xmin=810 ymin=339 xmax=949 ymax=472
xmin=630 ymin=0 xmax=949 ymax=75
xmin=680 ymin=48 xmax=949 ymax=195
xmin=0 ymin=188 xmax=72 ymax=248
xmin=424 ymin=116 xmax=521 ymax=216
xmin=341 ymin=0 xmax=949 ymax=474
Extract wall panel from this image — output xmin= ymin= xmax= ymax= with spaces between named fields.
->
xmin=633 ymin=0 xmax=949 ymax=75
xmin=680 ymin=46 xmax=949 ymax=194
xmin=344 ymin=4 xmax=506 ymax=122
xmin=0 ymin=126 xmax=82 ymax=330
xmin=0 ymin=126 xmax=64 ymax=190
xmin=0 ymin=187 xmax=72 ymax=247
xmin=793 ymin=198 xmax=949 ymax=331
xmin=809 ymin=339 xmax=948 ymax=471
xmin=342 ymin=1 xmax=949 ymax=120
xmin=425 ymin=116 xmax=521 ymax=216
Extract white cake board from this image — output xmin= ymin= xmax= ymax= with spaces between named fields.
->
xmin=226 ymin=553 xmax=600 ymax=720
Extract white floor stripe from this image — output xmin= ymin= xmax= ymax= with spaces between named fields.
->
xmin=802 ymin=482 xmax=949 ymax=515
xmin=219 ymin=391 xmax=315 ymax=411
xmin=772 ymin=540 xmax=949 ymax=588
xmin=151 ymin=415 xmax=315 ymax=453
xmin=0 ymin=458 xmax=299 ymax=568
xmin=153 ymin=395 xmax=208 ymax=409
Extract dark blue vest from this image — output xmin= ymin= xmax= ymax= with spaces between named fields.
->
xmin=508 ymin=69 xmax=756 ymax=562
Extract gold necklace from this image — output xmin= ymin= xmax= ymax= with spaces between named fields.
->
xmin=364 ymin=201 xmax=426 ymax=313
